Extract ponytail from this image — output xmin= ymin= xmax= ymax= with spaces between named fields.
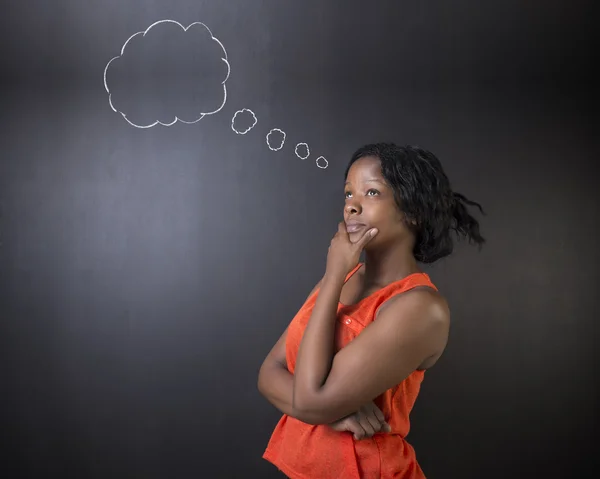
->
xmin=451 ymin=192 xmax=486 ymax=248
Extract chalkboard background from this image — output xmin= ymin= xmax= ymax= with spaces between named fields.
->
xmin=1 ymin=1 xmax=596 ymax=478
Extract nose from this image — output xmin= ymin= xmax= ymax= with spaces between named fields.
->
xmin=345 ymin=199 xmax=361 ymax=215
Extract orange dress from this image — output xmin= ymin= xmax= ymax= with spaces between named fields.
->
xmin=263 ymin=263 xmax=438 ymax=478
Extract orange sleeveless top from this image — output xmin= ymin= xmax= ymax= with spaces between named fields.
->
xmin=263 ymin=263 xmax=437 ymax=479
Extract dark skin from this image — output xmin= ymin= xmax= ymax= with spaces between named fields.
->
xmin=291 ymin=156 xmax=451 ymax=425
xmin=257 ymin=279 xmax=391 ymax=440
xmin=258 ymin=156 xmax=450 ymax=433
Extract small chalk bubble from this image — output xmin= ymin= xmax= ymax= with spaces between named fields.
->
xmin=266 ymin=128 xmax=286 ymax=151
xmin=231 ymin=108 xmax=257 ymax=134
xmin=316 ymin=156 xmax=328 ymax=169
xmin=294 ymin=143 xmax=310 ymax=160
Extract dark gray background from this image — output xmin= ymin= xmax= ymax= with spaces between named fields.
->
xmin=1 ymin=1 xmax=596 ymax=477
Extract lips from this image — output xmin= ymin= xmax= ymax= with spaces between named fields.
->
xmin=345 ymin=222 xmax=366 ymax=233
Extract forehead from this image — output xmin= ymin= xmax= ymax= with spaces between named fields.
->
xmin=346 ymin=156 xmax=384 ymax=183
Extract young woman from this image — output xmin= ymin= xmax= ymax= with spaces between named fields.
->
xmin=258 ymin=143 xmax=485 ymax=478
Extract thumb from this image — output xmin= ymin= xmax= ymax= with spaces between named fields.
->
xmin=357 ymin=228 xmax=378 ymax=248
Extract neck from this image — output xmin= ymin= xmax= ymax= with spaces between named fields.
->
xmin=362 ymin=242 xmax=420 ymax=287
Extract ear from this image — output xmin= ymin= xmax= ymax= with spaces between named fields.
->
xmin=403 ymin=214 xmax=417 ymax=226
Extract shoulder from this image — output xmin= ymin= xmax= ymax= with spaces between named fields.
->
xmin=379 ymin=285 xmax=449 ymax=320
xmin=376 ymin=286 xmax=450 ymax=348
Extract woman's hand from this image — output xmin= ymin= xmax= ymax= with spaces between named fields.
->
xmin=325 ymin=222 xmax=378 ymax=279
xmin=328 ymin=402 xmax=391 ymax=440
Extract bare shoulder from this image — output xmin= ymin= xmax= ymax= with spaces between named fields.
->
xmin=413 ymin=286 xmax=450 ymax=323
xmin=376 ymin=286 xmax=450 ymax=352
xmin=379 ymin=286 xmax=449 ymax=321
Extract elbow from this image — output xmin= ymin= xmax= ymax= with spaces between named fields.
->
xmin=291 ymin=405 xmax=321 ymax=425
xmin=257 ymin=364 xmax=269 ymax=398
xmin=290 ymin=393 xmax=311 ymax=424
xmin=292 ymin=392 xmax=335 ymax=425
xmin=292 ymin=406 xmax=337 ymax=426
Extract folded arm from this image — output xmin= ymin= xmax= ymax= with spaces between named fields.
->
xmin=292 ymin=274 xmax=450 ymax=425
xmin=257 ymin=279 xmax=331 ymax=424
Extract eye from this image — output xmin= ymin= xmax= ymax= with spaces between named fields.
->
xmin=344 ymin=191 xmax=352 ymax=198
xmin=366 ymin=189 xmax=380 ymax=196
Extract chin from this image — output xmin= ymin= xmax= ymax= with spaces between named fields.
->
xmin=348 ymin=231 xmax=363 ymax=243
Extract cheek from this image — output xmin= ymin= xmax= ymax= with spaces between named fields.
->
xmin=381 ymin=212 xmax=409 ymax=237
xmin=366 ymin=203 xmax=404 ymax=233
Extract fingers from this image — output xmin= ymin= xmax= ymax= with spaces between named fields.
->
xmin=330 ymin=403 xmax=392 ymax=441
xmin=356 ymin=227 xmax=378 ymax=248
xmin=356 ymin=410 xmax=377 ymax=438
xmin=370 ymin=403 xmax=392 ymax=433
xmin=338 ymin=417 xmax=367 ymax=441
xmin=351 ymin=420 xmax=368 ymax=441
xmin=369 ymin=403 xmax=386 ymax=425
xmin=360 ymin=405 xmax=383 ymax=433
xmin=361 ymin=403 xmax=392 ymax=435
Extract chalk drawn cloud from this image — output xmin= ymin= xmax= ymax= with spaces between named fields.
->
xmin=104 ymin=20 xmax=230 ymax=128
xmin=295 ymin=143 xmax=310 ymax=160
xmin=266 ymin=128 xmax=286 ymax=151
xmin=231 ymin=108 xmax=257 ymax=134
xmin=316 ymin=156 xmax=328 ymax=169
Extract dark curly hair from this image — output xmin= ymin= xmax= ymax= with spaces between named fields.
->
xmin=344 ymin=143 xmax=486 ymax=263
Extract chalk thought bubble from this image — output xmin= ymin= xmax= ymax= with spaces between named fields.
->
xmin=295 ymin=143 xmax=310 ymax=160
xmin=316 ymin=156 xmax=329 ymax=169
xmin=266 ymin=129 xmax=286 ymax=151
xmin=231 ymin=108 xmax=257 ymax=134
xmin=105 ymin=20 xmax=330 ymax=170
xmin=104 ymin=20 xmax=230 ymax=128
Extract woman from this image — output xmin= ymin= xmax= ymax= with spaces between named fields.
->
xmin=258 ymin=143 xmax=485 ymax=478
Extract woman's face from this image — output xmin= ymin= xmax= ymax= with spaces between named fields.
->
xmin=343 ymin=156 xmax=413 ymax=248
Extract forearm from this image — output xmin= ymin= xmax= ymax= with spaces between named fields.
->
xmin=260 ymin=362 xmax=362 ymax=427
xmin=258 ymin=362 xmax=298 ymax=417
xmin=293 ymin=272 xmax=345 ymax=408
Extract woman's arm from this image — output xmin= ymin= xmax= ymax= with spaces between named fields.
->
xmin=257 ymin=319 xmax=390 ymax=436
xmin=257 ymin=273 xmax=398 ymax=435
xmin=292 ymin=223 xmax=450 ymax=425
xmin=257 ymin=280 xmax=323 ymax=421
xmin=292 ymin=272 xmax=344 ymax=414
xmin=292 ymin=288 xmax=449 ymax=424
xmin=257 ymin=325 xmax=296 ymax=416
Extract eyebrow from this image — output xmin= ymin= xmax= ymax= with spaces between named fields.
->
xmin=344 ymin=178 xmax=386 ymax=186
